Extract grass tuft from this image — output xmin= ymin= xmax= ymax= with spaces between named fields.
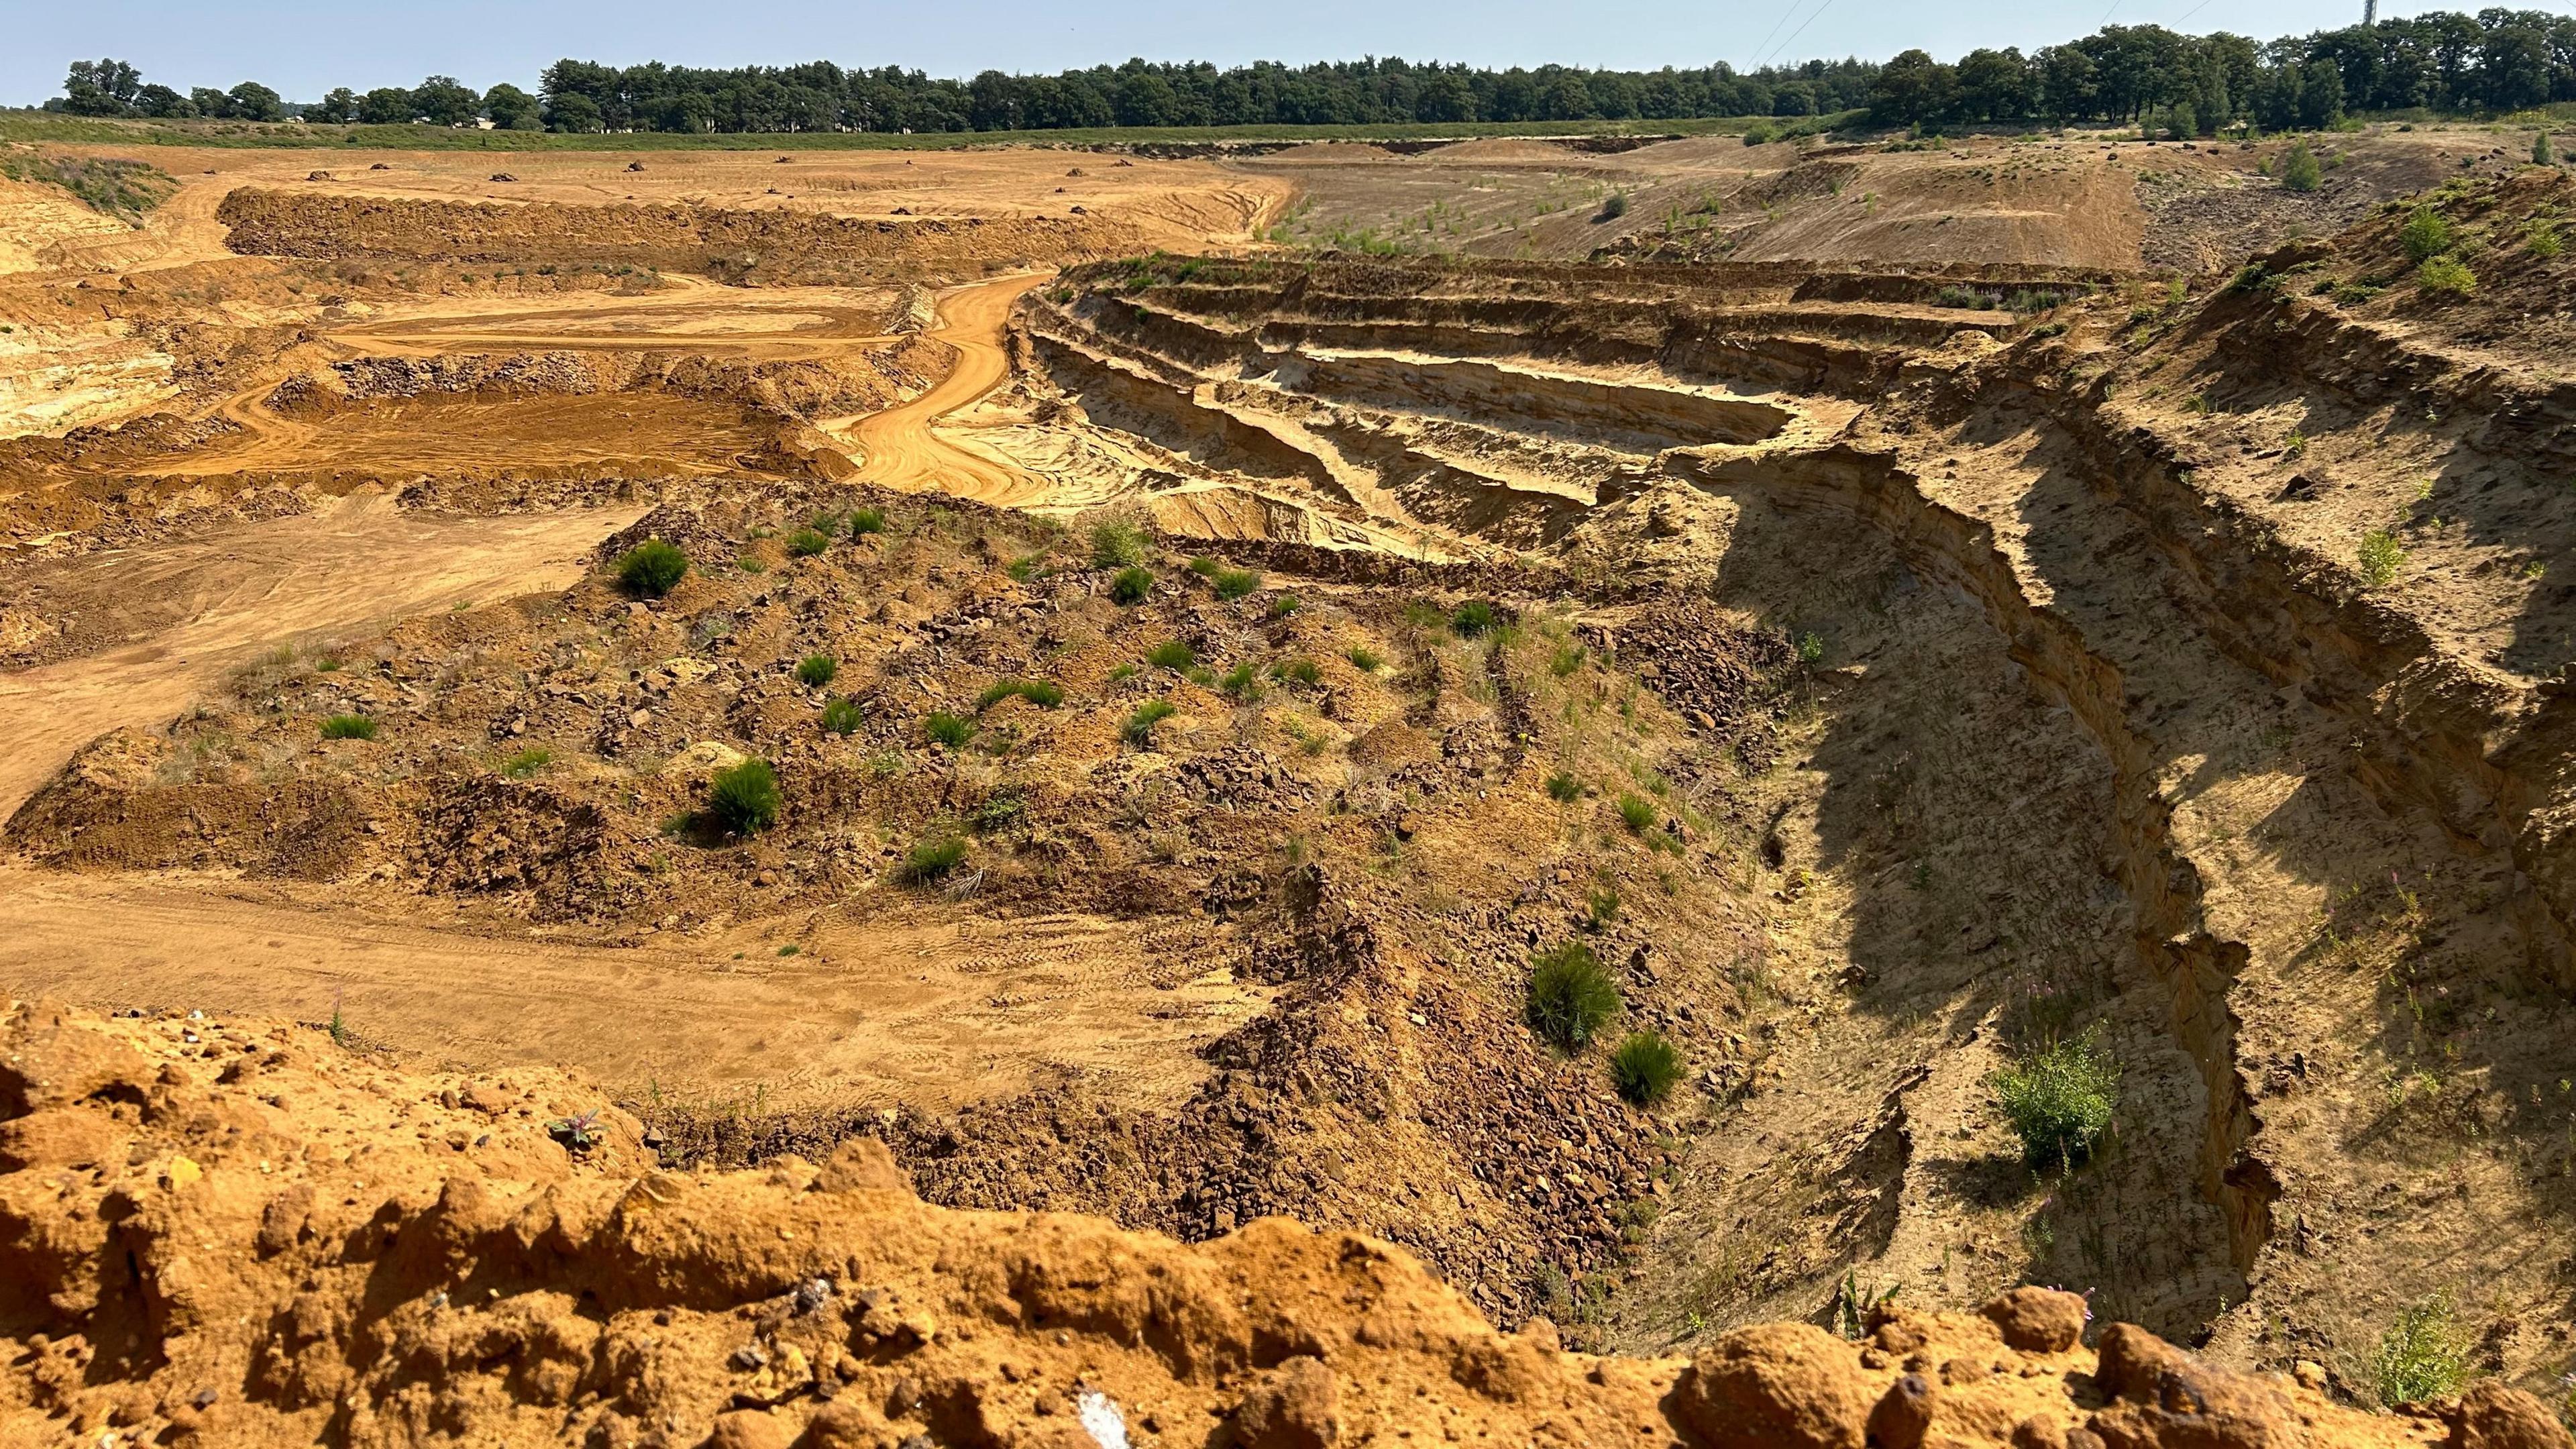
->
xmin=975 ymin=678 xmax=1064 ymax=712
xmin=1146 ymin=640 xmax=1195 ymax=671
xmin=820 ymin=697 xmax=863 ymax=736
xmin=1526 ymin=941 xmax=1621 ymax=1049
xmin=707 ymin=758 xmax=782 ymax=835
xmin=1110 ymin=566 xmax=1155 ymax=604
xmin=1547 ymin=771 xmax=1583 ymax=803
xmin=1451 ymin=600 xmax=1498 ymax=637
xmin=320 ymin=714 xmax=377 ymax=741
xmin=1122 ymin=698 xmax=1177 ymax=747
xmin=1609 ymin=1032 xmax=1683 ymax=1106
xmin=1615 ymin=792 xmax=1656 ymax=832
xmin=923 ymin=710 xmax=973 ymax=747
xmin=795 ymin=654 xmax=839 ymax=688
xmin=614 ymin=539 xmax=688 ymax=598
xmin=500 ymin=747 xmax=552 ymax=778
xmin=786 ymin=527 xmax=832 ymax=557
xmin=849 ymin=506 xmax=885 ymax=535
xmin=905 ymin=829 xmax=969 ymax=882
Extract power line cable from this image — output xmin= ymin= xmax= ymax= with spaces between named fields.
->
xmin=1746 ymin=0 xmax=1802 ymax=71
xmin=1759 ymin=0 xmax=1839 ymax=72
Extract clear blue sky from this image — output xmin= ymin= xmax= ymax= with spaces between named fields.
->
xmin=8 ymin=0 xmax=2400 ymax=107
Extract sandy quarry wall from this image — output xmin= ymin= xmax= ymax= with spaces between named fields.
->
xmin=214 ymin=189 xmax=1152 ymax=284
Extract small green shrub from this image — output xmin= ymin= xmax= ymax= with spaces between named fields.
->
xmin=1525 ymin=941 xmax=1621 ymax=1049
xmin=708 ymin=759 xmax=782 ymax=836
xmin=1549 ymin=644 xmax=1585 ymax=676
xmin=320 ymin=714 xmax=377 ymax=741
xmin=1122 ymin=698 xmax=1177 ymax=747
xmin=924 ymin=710 xmax=973 ymax=747
xmin=1597 ymin=191 xmax=1629 ymax=221
xmin=2400 ymin=206 xmax=2454 ymax=262
xmin=2359 ymin=529 xmax=2407 ymax=586
xmin=796 ymin=654 xmax=839 ymax=688
xmin=1452 ymin=600 xmax=1498 ymax=637
xmin=2537 ymin=131 xmax=2557 ymax=166
xmin=1346 ymin=645 xmax=1383 ymax=672
xmin=1090 ymin=519 xmax=1148 ymax=568
xmin=849 ymin=506 xmax=886 ymax=535
xmin=1187 ymin=555 xmax=1223 ymax=576
xmin=500 ymin=747 xmax=551 ymax=778
xmin=1546 ymin=771 xmax=1584 ymax=803
xmin=2416 ymin=255 xmax=2477 ymax=296
xmin=820 ymin=697 xmax=863 ymax=735
xmin=2370 ymin=1294 xmax=2469 ymax=1407
xmin=786 ymin=527 xmax=832 ymax=557
xmin=971 ymin=788 xmax=1026 ymax=833
xmin=906 ymin=830 xmax=969 ymax=881
xmin=1146 ymin=640 xmax=1195 ymax=671
xmin=1267 ymin=593 xmax=1301 ymax=619
xmin=1795 ymin=631 xmax=1826 ymax=665
xmin=1615 ymin=792 xmax=1656 ymax=832
xmin=1990 ymin=1027 xmax=2120 ymax=1171
xmin=976 ymin=678 xmax=1065 ymax=711
xmin=614 ymin=539 xmax=688 ymax=598
xmin=1609 ymin=1032 xmax=1684 ymax=1106
xmin=2527 ymin=219 xmax=2563 ymax=258
xmin=1212 ymin=566 xmax=1261 ymax=600
xmin=1220 ymin=662 xmax=1260 ymax=698
xmin=2279 ymin=140 xmax=2322 ymax=193
xmin=1110 ymin=566 xmax=1155 ymax=604
xmin=1275 ymin=657 xmax=1322 ymax=686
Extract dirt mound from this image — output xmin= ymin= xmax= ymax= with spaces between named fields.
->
xmin=8 ymin=998 xmax=2528 ymax=1449
xmin=215 ymin=190 xmax=1150 ymax=286
xmin=271 ymin=336 xmax=947 ymax=425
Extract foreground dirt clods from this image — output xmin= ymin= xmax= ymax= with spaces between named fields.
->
xmin=13 ymin=999 xmax=2555 ymax=1449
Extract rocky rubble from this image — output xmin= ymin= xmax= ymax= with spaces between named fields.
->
xmin=5 ymin=1000 xmax=2557 ymax=1449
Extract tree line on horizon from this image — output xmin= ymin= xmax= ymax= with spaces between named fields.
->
xmin=45 ymin=11 xmax=2576 ymax=138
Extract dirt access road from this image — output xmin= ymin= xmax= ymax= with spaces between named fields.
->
xmin=833 ymin=271 xmax=1051 ymax=504
xmin=0 ymin=869 xmax=1262 ymax=1112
